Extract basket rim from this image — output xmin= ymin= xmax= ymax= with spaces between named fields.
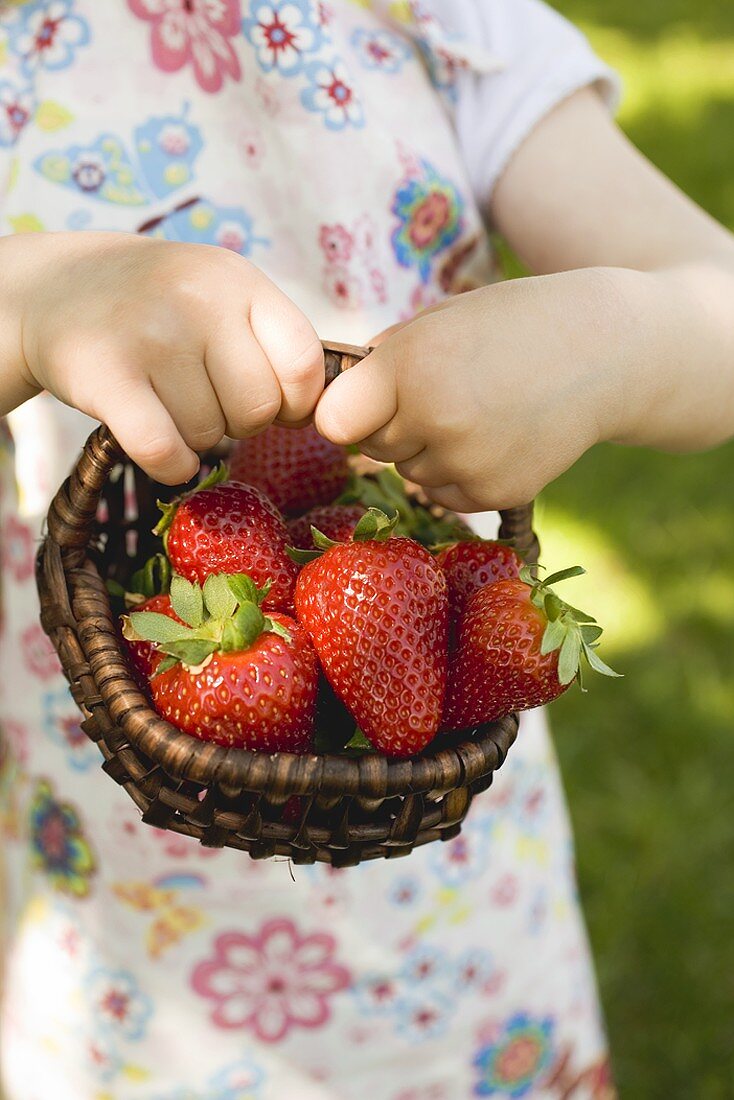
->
xmin=37 ymin=340 xmax=537 ymax=804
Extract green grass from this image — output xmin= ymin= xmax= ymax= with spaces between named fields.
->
xmin=537 ymin=4 xmax=734 ymax=1095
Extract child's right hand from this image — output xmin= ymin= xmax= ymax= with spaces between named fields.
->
xmin=0 ymin=232 xmax=325 ymax=484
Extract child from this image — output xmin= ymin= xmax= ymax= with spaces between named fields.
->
xmin=0 ymin=1 xmax=732 ymax=1097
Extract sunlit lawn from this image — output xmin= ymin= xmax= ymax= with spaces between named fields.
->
xmin=537 ymin=4 xmax=734 ymax=1095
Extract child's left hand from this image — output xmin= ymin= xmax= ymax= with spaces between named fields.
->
xmin=315 ymin=268 xmax=626 ymax=514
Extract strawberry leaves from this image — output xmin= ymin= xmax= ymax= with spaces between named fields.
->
xmin=287 ymin=508 xmax=399 ymax=563
xmin=124 ymin=571 xmax=287 ymax=673
xmin=519 ymin=564 xmax=621 ymax=687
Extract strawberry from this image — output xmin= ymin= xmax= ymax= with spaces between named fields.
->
xmin=230 ymin=423 xmax=350 ymax=516
xmin=121 ymin=593 xmax=183 ymax=686
xmin=293 ymin=509 xmax=448 ymax=758
xmin=156 ymin=467 xmax=298 ymax=612
xmin=436 ymin=540 xmax=522 ymax=623
xmin=287 ymin=504 xmax=366 ymax=549
xmin=125 ymin=573 xmax=318 ymax=752
xmin=442 ymin=567 xmax=620 ymax=731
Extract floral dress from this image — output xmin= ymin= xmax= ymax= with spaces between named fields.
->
xmin=0 ymin=2 xmax=619 ymax=1098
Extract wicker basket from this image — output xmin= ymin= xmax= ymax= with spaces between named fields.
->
xmin=36 ymin=341 xmax=539 ymax=867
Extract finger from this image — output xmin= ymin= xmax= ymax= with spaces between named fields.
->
xmin=315 ymin=346 xmax=398 ymax=445
xmin=102 ymin=382 xmax=199 ymax=485
xmin=250 ymin=289 xmax=324 ymax=424
xmin=205 ymin=325 xmax=282 ymax=438
xmin=423 ymin=484 xmax=485 ymax=515
xmin=394 ymin=452 xmax=451 ymax=489
xmin=360 ymin=415 xmax=426 ymax=459
xmin=368 ymin=319 xmax=406 ymax=346
xmin=150 ymin=357 xmax=226 ymax=453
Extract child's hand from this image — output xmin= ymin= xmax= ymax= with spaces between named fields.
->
xmin=1 ymin=232 xmax=324 ymax=484
xmin=315 ymin=270 xmax=626 ymax=513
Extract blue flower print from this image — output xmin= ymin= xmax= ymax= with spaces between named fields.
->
xmin=395 ymin=987 xmax=454 ymax=1043
xmin=34 ymin=108 xmax=204 ymax=206
xmin=142 ymin=199 xmax=269 ymax=258
xmin=391 ymin=159 xmax=464 ymax=284
xmin=428 ymin=809 xmax=497 ymax=887
xmin=11 ymin=1 xmax=90 ymax=79
xmin=149 ymin=1057 xmax=265 ymax=1100
xmin=85 ymin=967 xmax=153 ymax=1042
xmin=301 ymin=58 xmax=364 ymax=131
xmin=351 ymin=28 xmax=411 ymax=74
xmin=243 ymin=0 xmax=324 ymax=77
xmin=43 ymin=686 xmax=98 ymax=772
xmin=473 ymin=1014 xmax=555 ymax=1098
xmin=0 ymin=81 xmax=36 ymax=148
xmin=388 ymin=874 xmax=423 ymax=907
xmin=353 ymin=941 xmax=495 ymax=1043
xmin=210 ymin=1058 xmax=265 ymax=1100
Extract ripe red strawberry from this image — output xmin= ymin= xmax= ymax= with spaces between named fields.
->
xmin=157 ymin=469 xmax=298 ymax=612
xmin=294 ymin=509 xmax=448 ymax=758
xmin=436 ymin=540 xmax=522 ymax=623
xmin=121 ymin=594 xmax=183 ymax=686
xmin=230 ymin=423 xmax=350 ymax=516
xmin=287 ymin=504 xmax=366 ymax=549
xmin=126 ymin=573 xmax=318 ymax=752
xmin=442 ymin=567 xmax=620 ymax=731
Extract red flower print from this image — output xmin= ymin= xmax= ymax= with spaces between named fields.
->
xmin=2 ymin=720 xmax=29 ymax=766
xmin=21 ymin=623 xmax=61 ymax=680
xmin=323 ymin=266 xmax=362 ymax=309
xmin=394 ymin=1087 xmax=448 ymax=1100
xmin=1 ymin=515 xmax=35 ymax=582
xmin=128 ymin=0 xmax=242 ymax=94
xmin=319 ymin=224 xmax=353 ymax=264
xmin=491 ymin=873 xmax=519 ymax=907
xmin=317 ymin=2 xmax=333 ymax=25
xmin=191 ymin=919 xmax=351 ymax=1042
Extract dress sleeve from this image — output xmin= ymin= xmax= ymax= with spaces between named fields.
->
xmin=448 ymin=0 xmax=621 ymax=210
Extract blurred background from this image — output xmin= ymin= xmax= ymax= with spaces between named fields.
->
xmin=534 ymin=1 xmax=734 ymax=1095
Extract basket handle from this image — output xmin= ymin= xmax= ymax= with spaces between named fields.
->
xmin=44 ymin=340 xmax=538 ymax=562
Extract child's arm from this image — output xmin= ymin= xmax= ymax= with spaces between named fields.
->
xmin=0 ymin=232 xmax=324 ymax=484
xmin=316 ymin=88 xmax=734 ymax=515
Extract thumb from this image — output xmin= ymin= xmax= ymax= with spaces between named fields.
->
xmin=315 ymin=344 xmax=398 ymax=445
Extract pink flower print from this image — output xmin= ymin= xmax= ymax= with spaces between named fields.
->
xmin=239 ymin=127 xmax=265 ymax=166
xmin=352 ymin=213 xmax=377 ymax=257
xmin=128 ymin=0 xmax=242 ymax=95
xmin=370 ymin=267 xmax=388 ymax=304
xmin=2 ymin=720 xmax=29 ymax=766
xmin=317 ymin=1 xmax=333 ymax=25
xmin=319 ymin=223 xmax=353 ymax=264
xmin=192 ymin=919 xmax=351 ymax=1042
xmin=394 ymin=1087 xmax=448 ymax=1100
xmin=491 ymin=873 xmax=519 ymax=907
xmin=21 ymin=623 xmax=61 ymax=680
xmin=401 ymin=282 xmax=442 ymax=321
xmin=1 ymin=515 xmax=35 ymax=582
xmin=158 ymin=121 xmax=192 ymax=156
xmin=255 ymin=75 xmax=281 ymax=115
xmin=323 ymin=266 xmax=362 ymax=310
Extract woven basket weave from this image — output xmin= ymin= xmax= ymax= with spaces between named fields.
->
xmin=36 ymin=341 xmax=539 ymax=866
